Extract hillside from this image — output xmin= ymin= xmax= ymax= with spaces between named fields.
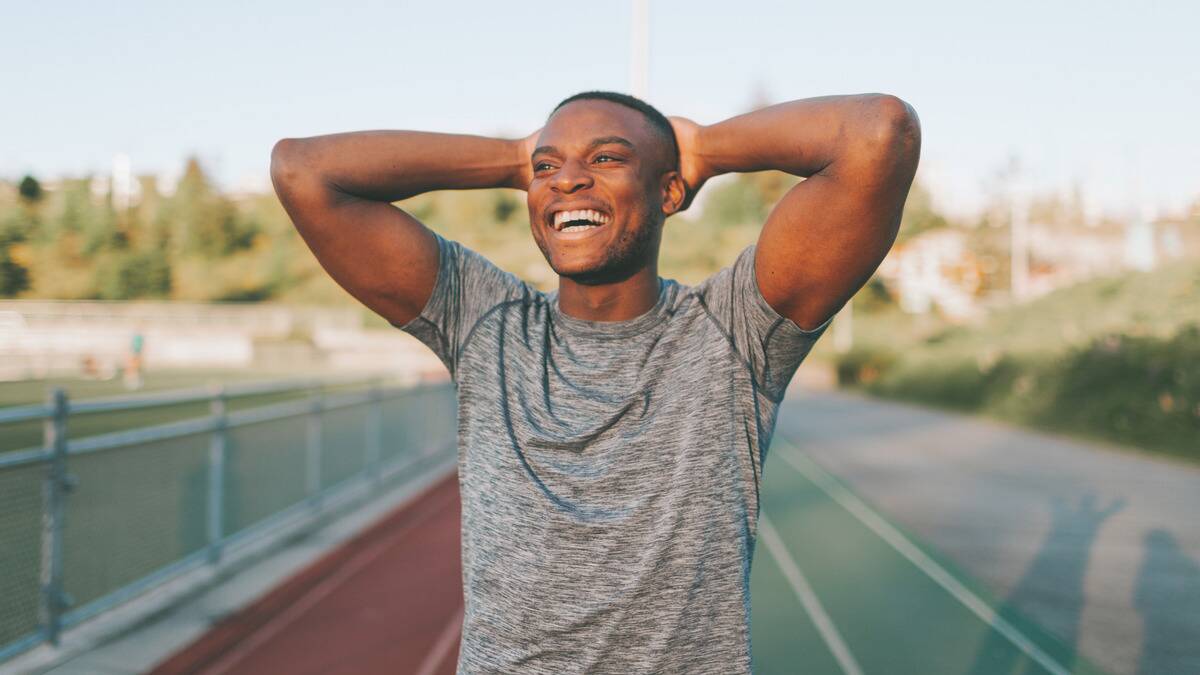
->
xmin=838 ymin=259 xmax=1200 ymax=462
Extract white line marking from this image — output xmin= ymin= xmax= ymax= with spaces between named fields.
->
xmin=205 ymin=492 xmax=456 ymax=675
xmin=759 ymin=516 xmax=864 ymax=675
xmin=775 ymin=440 xmax=1071 ymax=675
xmin=414 ymin=607 xmax=463 ymax=675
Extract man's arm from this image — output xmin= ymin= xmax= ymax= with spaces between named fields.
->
xmin=673 ymin=94 xmax=921 ymax=330
xmin=269 ymin=130 xmax=537 ymax=326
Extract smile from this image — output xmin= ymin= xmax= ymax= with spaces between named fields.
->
xmin=550 ymin=209 xmax=611 ymax=232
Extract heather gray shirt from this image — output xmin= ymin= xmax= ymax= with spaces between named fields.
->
xmin=398 ymin=234 xmax=828 ymax=674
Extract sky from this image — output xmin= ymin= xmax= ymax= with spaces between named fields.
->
xmin=2 ymin=0 xmax=1198 ymax=219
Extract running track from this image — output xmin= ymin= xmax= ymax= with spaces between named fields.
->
xmin=149 ymin=473 xmax=464 ymax=675
xmin=150 ymin=437 xmax=1103 ymax=674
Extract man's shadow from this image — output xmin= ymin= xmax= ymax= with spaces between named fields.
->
xmin=968 ymin=494 xmax=1124 ymax=675
xmin=1134 ymin=529 xmax=1200 ymax=675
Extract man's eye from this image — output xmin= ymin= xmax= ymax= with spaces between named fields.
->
xmin=534 ymin=162 xmax=553 ymax=171
xmin=595 ymin=154 xmax=616 ymax=163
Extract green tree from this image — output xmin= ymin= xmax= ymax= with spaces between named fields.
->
xmin=164 ymin=158 xmax=258 ymax=257
xmin=0 ymin=224 xmax=30 ymax=296
xmin=17 ymin=175 xmax=43 ymax=203
xmin=95 ymin=250 xmax=172 ymax=299
xmin=0 ymin=251 xmax=30 ymax=296
xmin=493 ymin=191 xmax=520 ymax=223
xmin=48 ymin=178 xmax=120 ymax=253
xmin=697 ymin=171 xmax=800 ymax=228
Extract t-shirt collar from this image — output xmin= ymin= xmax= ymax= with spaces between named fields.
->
xmin=548 ymin=278 xmax=672 ymax=339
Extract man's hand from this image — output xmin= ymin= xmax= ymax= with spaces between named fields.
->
xmin=512 ymin=127 xmax=543 ymax=192
xmin=668 ymin=116 xmax=711 ymax=211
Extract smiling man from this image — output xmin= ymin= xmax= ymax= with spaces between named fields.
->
xmin=270 ymin=91 xmax=920 ymax=674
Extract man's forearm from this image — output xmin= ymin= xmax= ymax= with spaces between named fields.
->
xmin=271 ymin=130 xmax=528 ymax=203
xmin=694 ymin=94 xmax=916 ymax=180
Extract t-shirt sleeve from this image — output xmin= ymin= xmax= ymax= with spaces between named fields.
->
xmin=697 ymin=245 xmax=832 ymax=401
xmin=391 ymin=233 xmax=529 ymax=379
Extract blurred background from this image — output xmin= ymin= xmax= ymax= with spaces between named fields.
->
xmin=1 ymin=1 xmax=1197 ymax=674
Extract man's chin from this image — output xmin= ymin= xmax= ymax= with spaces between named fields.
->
xmin=548 ymin=258 xmax=607 ymax=283
xmin=548 ymin=254 xmax=645 ymax=286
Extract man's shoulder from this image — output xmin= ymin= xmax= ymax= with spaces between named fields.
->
xmin=440 ymin=235 xmax=544 ymax=300
xmin=678 ymin=245 xmax=757 ymax=310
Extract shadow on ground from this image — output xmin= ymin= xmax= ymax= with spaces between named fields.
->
xmin=1134 ymin=530 xmax=1200 ymax=675
xmin=969 ymin=495 xmax=1122 ymax=674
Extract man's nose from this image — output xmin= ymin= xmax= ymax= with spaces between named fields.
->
xmin=552 ymin=159 xmax=593 ymax=194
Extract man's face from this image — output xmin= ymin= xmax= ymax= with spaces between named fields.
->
xmin=527 ymin=100 xmax=678 ymax=284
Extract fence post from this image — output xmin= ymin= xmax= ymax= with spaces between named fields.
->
xmin=365 ymin=379 xmax=383 ymax=490
xmin=39 ymin=388 xmax=73 ymax=646
xmin=306 ymin=382 xmax=323 ymax=510
xmin=206 ymin=385 xmax=227 ymax=565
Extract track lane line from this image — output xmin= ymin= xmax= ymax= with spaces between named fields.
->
xmin=759 ymin=516 xmax=865 ymax=675
xmin=414 ymin=606 xmax=463 ymax=675
xmin=202 ymin=491 xmax=458 ymax=675
xmin=774 ymin=438 xmax=1070 ymax=675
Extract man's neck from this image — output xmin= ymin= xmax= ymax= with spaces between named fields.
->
xmin=556 ymin=265 xmax=660 ymax=322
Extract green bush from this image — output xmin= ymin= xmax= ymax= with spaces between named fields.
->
xmin=95 ymin=251 xmax=172 ymax=299
xmin=843 ymin=327 xmax=1200 ymax=463
xmin=1040 ymin=328 xmax=1200 ymax=457
xmin=834 ymin=347 xmax=899 ymax=387
xmin=0 ymin=248 xmax=30 ymax=296
xmin=835 ymin=259 xmax=1200 ymax=462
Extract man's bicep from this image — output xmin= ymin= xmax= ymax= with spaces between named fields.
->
xmin=755 ymin=109 xmax=920 ymax=330
xmin=275 ymin=172 xmax=440 ymax=327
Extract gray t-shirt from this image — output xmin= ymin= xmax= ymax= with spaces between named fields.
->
xmin=398 ymin=234 xmax=828 ymax=674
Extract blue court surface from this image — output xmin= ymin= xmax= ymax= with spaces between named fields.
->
xmin=750 ymin=436 xmax=1108 ymax=675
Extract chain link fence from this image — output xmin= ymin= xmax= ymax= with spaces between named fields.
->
xmin=0 ymin=377 xmax=455 ymax=663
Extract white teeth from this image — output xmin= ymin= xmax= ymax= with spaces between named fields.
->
xmin=553 ymin=209 xmax=610 ymax=229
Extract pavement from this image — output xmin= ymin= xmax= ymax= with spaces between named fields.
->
xmin=777 ymin=390 xmax=1200 ymax=675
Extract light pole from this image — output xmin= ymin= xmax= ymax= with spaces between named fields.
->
xmin=630 ymin=0 xmax=648 ymax=98
xmin=1010 ymin=189 xmax=1029 ymax=303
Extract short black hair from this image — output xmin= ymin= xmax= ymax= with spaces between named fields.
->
xmin=550 ymin=91 xmax=679 ymax=171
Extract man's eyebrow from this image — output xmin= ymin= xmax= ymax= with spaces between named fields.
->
xmin=531 ymin=136 xmax=636 ymax=159
xmin=587 ymin=136 xmax=635 ymax=151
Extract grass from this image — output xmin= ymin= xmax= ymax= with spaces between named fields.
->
xmin=833 ymin=259 xmax=1200 ymax=464
xmin=0 ymin=368 xmax=380 ymax=454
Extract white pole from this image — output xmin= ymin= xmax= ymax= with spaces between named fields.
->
xmin=833 ymin=300 xmax=853 ymax=354
xmin=1010 ymin=192 xmax=1029 ymax=303
xmin=630 ymin=0 xmax=649 ymax=98
xmin=112 ymin=153 xmax=132 ymax=212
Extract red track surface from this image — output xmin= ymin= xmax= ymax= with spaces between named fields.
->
xmin=150 ymin=473 xmax=464 ymax=675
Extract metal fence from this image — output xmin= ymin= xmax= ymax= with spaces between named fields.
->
xmin=0 ymin=377 xmax=456 ymax=663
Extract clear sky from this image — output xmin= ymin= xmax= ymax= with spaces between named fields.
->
xmin=3 ymin=0 xmax=1197 ymax=218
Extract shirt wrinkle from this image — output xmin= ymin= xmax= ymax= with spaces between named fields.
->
xmin=400 ymin=233 xmax=828 ymax=674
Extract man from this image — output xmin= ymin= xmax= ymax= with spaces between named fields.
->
xmin=270 ymin=91 xmax=920 ymax=674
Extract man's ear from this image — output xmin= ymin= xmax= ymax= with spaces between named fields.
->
xmin=660 ymin=171 xmax=686 ymax=216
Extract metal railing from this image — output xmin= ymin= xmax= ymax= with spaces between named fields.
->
xmin=0 ymin=300 xmax=363 ymax=334
xmin=0 ymin=376 xmax=456 ymax=663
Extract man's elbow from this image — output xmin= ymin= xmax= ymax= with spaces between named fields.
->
xmin=864 ymin=94 xmax=921 ymax=160
xmin=269 ymin=138 xmax=307 ymax=191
